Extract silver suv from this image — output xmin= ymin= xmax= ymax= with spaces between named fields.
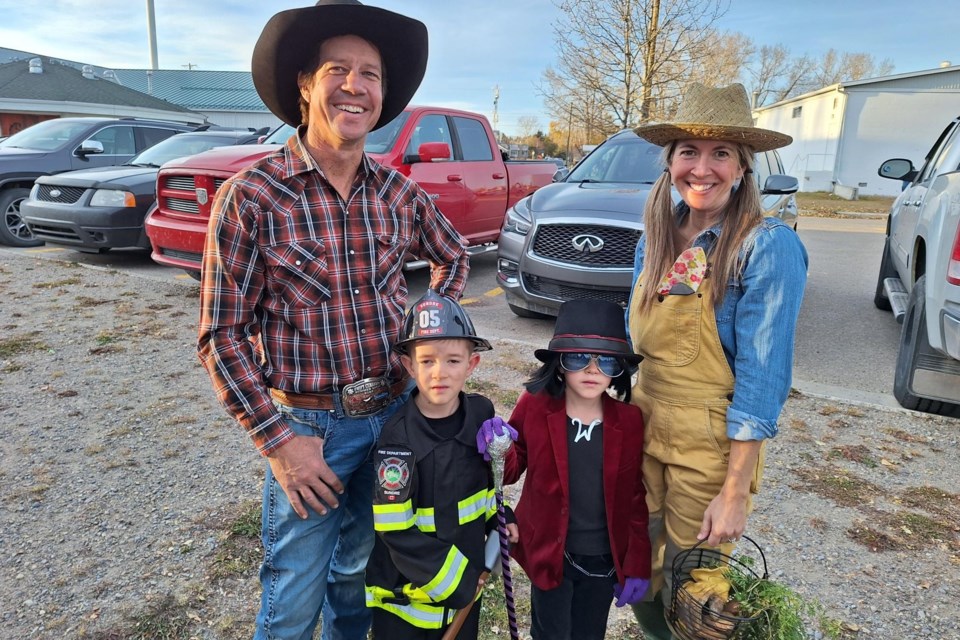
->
xmin=496 ymin=130 xmax=799 ymax=318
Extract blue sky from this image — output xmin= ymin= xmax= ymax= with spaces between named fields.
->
xmin=0 ymin=0 xmax=955 ymax=135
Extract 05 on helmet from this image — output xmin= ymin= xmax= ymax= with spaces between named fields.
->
xmin=394 ymin=290 xmax=492 ymax=355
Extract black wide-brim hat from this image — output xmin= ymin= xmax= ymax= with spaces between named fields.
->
xmin=251 ymin=0 xmax=428 ymax=129
xmin=534 ymin=299 xmax=642 ymax=365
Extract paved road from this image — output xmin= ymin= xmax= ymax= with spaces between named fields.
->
xmin=6 ymin=215 xmax=901 ymax=407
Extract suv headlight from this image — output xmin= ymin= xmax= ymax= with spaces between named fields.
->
xmin=503 ymin=197 xmax=532 ymax=236
xmin=90 ymin=189 xmax=136 ymax=207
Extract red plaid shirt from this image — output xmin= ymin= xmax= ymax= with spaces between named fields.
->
xmin=198 ymin=131 xmax=468 ymax=455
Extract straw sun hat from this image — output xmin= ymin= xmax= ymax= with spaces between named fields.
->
xmin=635 ymin=83 xmax=792 ymax=152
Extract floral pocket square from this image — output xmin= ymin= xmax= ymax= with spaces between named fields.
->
xmin=656 ymin=246 xmax=707 ymax=295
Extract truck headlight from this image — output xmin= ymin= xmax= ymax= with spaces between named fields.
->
xmin=90 ymin=189 xmax=136 ymax=207
xmin=503 ymin=198 xmax=532 ymax=236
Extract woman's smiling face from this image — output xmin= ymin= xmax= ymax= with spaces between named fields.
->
xmin=669 ymin=139 xmax=745 ymax=218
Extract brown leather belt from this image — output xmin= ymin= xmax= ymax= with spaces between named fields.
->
xmin=270 ymin=377 xmax=408 ymax=416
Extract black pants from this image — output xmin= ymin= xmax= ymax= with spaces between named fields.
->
xmin=371 ymin=598 xmax=481 ymax=640
xmin=530 ymin=553 xmax=616 ymax=640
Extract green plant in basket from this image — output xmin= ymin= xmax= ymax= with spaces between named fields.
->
xmin=724 ymin=558 xmax=820 ymax=640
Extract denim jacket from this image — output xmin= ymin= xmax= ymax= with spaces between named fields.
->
xmin=627 ymin=213 xmax=809 ymax=441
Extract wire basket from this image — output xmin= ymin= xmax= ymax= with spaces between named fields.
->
xmin=668 ymin=535 xmax=768 ymax=640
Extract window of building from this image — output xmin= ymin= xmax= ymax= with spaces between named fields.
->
xmin=792 ymin=106 xmax=802 ymax=119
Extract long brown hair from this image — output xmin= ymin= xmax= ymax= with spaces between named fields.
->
xmin=634 ymin=141 xmax=763 ymax=314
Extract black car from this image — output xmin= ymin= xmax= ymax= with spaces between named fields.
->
xmin=21 ymin=129 xmax=260 ymax=252
xmin=0 ymin=116 xmax=196 ymax=247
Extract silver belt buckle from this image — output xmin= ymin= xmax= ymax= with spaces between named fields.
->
xmin=341 ymin=376 xmax=393 ymax=418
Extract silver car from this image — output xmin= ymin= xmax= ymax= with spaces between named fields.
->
xmin=496 ymin=130 xmax=799 ymax=318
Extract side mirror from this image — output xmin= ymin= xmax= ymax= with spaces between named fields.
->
xmin=761 ymin=174 xmax=798 ymax=195
xmin=877 ymin=158 xmax=917 ymax=183
xmin=76 ymin=139 xmax=104 ymax=157
xmin=404 ymin=142 xmax=451 ymax=164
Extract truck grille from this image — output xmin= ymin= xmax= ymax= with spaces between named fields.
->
xmin=523 ymin=274 xmax=629 ymax=307
xmin=531 ymin=223 xmax=641 ymax=267
xmin=35 ymin=185 xmax=86 ymax=204
xmin=160 ymin=176 xmax=227 ymax=216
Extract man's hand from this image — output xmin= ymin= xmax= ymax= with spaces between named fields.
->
xmin=476 ymin=417 xmax=518 ymax=461
xmin=267 ymin=435 xmax=344 ymax=519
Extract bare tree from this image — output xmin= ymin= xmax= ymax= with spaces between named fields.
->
xmin=540 ymin=0 xmax=730 ymax=134
xmin=516 ymin=116 xmax=542 ymax=140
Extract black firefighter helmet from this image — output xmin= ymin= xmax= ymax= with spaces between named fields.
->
xmin=394 ymin=290 xmax=492 ymax=355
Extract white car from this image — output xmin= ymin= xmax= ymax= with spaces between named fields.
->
xmin=874 ymin=116 xmax=960 ymax=416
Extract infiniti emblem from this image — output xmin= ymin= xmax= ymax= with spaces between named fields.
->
xmin=196 ymin=188 xmax=208 ymax=205
xmin=571 ymin=233 xmax=603 ymax=253
xmin=50 ymin=189 xmax=61 ymax=198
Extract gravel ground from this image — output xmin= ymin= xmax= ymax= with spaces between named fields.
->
xmin=2 ymin=251 xmax=958 ymax=640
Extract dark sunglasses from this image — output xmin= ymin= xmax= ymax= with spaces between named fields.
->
xmin=559 ymin=352 xmax=624 ymax=378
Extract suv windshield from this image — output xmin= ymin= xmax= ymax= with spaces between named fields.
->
xmin=0 ymin=119 xmax=96 ymax=151
xmin=129 ymin=133 xmax=243 ymax=167
xmin=260 ymin=111 xmax=411 ymax=155
xmin=567 ymin=135 xmax=662 ymax=184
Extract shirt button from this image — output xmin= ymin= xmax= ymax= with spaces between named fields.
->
xmin=354 ymin=289 xmax=359 ymax=294
xmin=361 ymin=329 xmax=367 ymax=335
xmin=349 ymin=250 xmax=355 ymax=255
xmin=295 ymin=260 xmax=302 ymax=266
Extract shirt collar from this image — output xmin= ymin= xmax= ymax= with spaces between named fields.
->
xmin=283 ymin=125 xmax=373 ymax=182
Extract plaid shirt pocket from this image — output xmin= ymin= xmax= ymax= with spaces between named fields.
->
xmin=262 ymin=240 xmax=331 ymax=307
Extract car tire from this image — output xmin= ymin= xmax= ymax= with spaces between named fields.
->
xmin=873 ymin=237 xmax=896 ymax=311
xmin=893 ymin=276 xmax=960 ymax=417
xmin=0 ymin=187 xmax=43 ymax=247
xmin=508 ymin=303 xmax=551 ymax=319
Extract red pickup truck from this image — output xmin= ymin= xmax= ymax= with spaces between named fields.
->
xmin=144 ymin=106 xmax=555 ymax=277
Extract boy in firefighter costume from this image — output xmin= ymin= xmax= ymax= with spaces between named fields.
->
xmin=366 ymin=291 xmax=518 ymax=639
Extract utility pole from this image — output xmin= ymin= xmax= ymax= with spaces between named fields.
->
xmin=492 ymin=85 xmax=500 ymax=141
xmin=182 ymin=63 xmax=199 ymax=70
xmin=145 ymin=0 xmax=159 ymax=70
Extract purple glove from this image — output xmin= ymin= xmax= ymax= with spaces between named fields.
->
xmin=477 ymin=416 xmax=518 ymax=461
xmin=613 ymin=577 xmax=650 ymax=607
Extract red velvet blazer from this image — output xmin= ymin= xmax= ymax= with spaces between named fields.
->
xmin=504 ymin=390 xmax=651 ymax=590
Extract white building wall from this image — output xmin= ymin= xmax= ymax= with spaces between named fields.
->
xmin=835 ymin=88 xmax=960 ymax=196
xmin=198 ymin=110 xmax=281 ymax=132
xmin=754 ymin=88 xmax=845 ymax=192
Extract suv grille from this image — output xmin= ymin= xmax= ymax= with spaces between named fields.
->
xmin=35 ymin=185 xmax=86 ymax=204
xmin=531 ymin=223 xmax=641 ymax=267
xmin=523 ymin=274 xmax=629 ymax=307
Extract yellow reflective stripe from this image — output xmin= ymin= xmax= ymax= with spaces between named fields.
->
xmin=422 ymin=546 xmax=468 ymax=601
xmin=484 ymin=489 xmax=499 ymax=521
xmin=365 ymin=587 xmax=456 ymax=629
xmin=416 ymin=507 xmax=436 ymax=532
xmin=373 ymin=500 xmax=415 ymax=532
xmin=457 ymin=488 xmax=489 ymax=524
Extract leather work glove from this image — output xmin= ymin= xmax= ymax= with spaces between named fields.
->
xmin=476 ymin=416 xmax=518 ymax=461
xmin=613 ymin=577 xmax=650 ymax=607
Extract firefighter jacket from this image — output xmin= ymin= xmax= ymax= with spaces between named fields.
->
xmin=366 ymin=392 xmax=502 ymax=630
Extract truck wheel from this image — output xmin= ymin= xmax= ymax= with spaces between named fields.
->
xmin=893 ymin=276 xmax=960 ymax=416
xmin=0 ymin=188 xmax=43 ymax=247
xmin=873 ymin=237 xmax=896 ymax=311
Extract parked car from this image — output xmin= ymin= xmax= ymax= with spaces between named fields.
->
xmin=0 ymin=117 xmax=195 ymax=247
xmin=496 ymin=129 xmax=799 ymax=318
xmin=873 ymin=116 xmax=960 ymax=417
xmin=144 ymin=106 xmax=557 ymax=278
xmin=545 ymin=156 xmax=570 ymax=182
xmin=20 ymin=129 xmax=261 ymax=253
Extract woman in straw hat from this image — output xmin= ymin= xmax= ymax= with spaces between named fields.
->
xmin=625 ymin=83 xmax=808 ymax=638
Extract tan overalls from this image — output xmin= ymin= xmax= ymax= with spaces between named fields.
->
xmin=628 ymin=273 xmax=764 ymax=606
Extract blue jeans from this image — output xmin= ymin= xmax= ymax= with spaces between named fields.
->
xmin=255 ymin=389 xmax=411 ymax=640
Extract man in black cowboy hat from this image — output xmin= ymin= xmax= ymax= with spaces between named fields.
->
xmin=196 ymin=2 xmax=470 ymax=638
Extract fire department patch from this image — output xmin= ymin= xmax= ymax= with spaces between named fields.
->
xmin=375 ymin=447 xmax=414 ymax=502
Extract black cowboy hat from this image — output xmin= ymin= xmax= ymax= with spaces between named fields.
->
xmin=535 ymin=299 xmax=642 ymax=365
xmin=251 ymin=0 xmax=428 ymax=129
